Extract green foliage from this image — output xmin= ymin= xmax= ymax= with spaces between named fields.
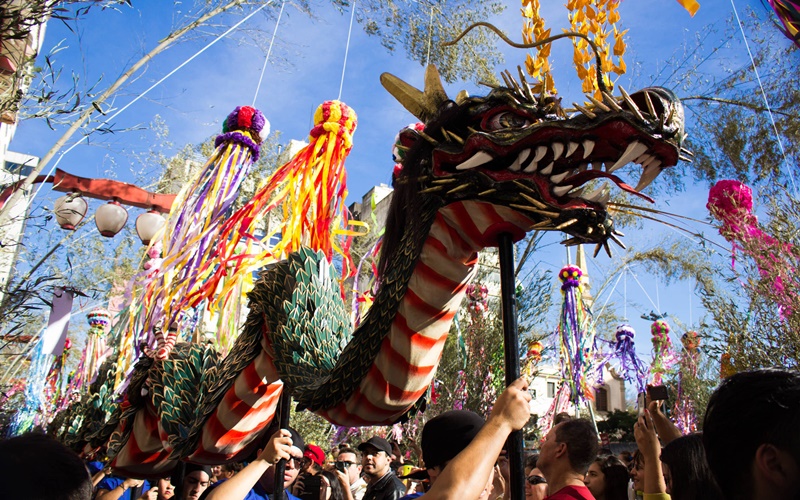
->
xmin=351 ymin=0 xmax=507 ymax=84
xmin=596 ymin=409 xmax=637 ymax=442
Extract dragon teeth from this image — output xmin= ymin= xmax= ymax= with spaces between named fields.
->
xmin=533 ymin=145 xmax=547 ymax=163
xmin=566 ymin=142 xmax=579 ymax=158
xmin=635 ymin=164 xmax=662 ymax=191
xmin=568 ymin=186 xmax=586 ymax=197
xmin=540 ymin=162 xmax=554 ymax=175
xmin=583 ymin=182 xmax=610 ymax=202
xmin=607 ymin=141 xmax=648 ymax=173
xmin=582 ymin=139 xmax=595 ymax=159
xmin=510 ymin=148 xmax=531 ymax=172
xmin=552 ymin=142 xmax=564 ymax=161
xmin=456 ymin=151 xmax=493 ymax=170
xmin=456 ymin=152 xmax=492 ymax=170
xmin=523 ymin=161 xmax=538 ymax=173
xmin=553 ymin=184 xmax=573 ymax=197
xmin=551 ymin=171 xmax=569 ymax=184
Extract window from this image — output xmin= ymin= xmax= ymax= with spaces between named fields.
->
xmin=595 ymin=387 xmax=608 ymax=412
xmin=547 ymin=381 xmax=555 ymax=398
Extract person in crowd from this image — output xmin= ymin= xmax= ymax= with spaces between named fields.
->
xmin=217 ymin=462 xmax=245 ymax=482
xmin=205 ymin=427 xmax=305 ymax=500
xmin=617 ymin=452 xmax=633 ymax=468
xmin=96 ymin=474 xmax=154 ymax=500
xmin=335 ymin=447 xmax=367 ymax=500
xmin=157 ymin=477 xmax=176 ymax=499
xmin=553 ymin=413 xmax=572 ymax=426
xmin=634 ymin=411 xmax=722 ymax=500
xmin=0 ymin=432 xmax=94 ymax=500
xmin=524 ymin=454 xmax=548 ymax=500
xmin=659 ymin=434 xmax=721 ymax=500
xmin=320 ymin=469 xmax=348 ymax=500
xmin=404 ymin=377 xmax=532 ymax=500
xmin=583 ymin=456 xmax=628 ymax=500
xmin=703 ymin=368 xmax=800 ymax=500
xmin=536 ymin=419 xmax=599 ymax=500
xmin=359 ymin=436 xmax=406 ymax=500
xmin=175 ymin=464 xmax=212 ymax=500
xmin=210 ymin=466 xmax=223 ymax=484
xmin=304 ymin=444 xmax=326 ymax=474
xmin=628 ymin=451 xmax=644 ymax=500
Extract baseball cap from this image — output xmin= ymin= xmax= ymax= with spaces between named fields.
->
xmin=304 ymin=444 xmax=325 ymax=466
xmin=357 ymin=436 xmax=393 ymax=456
xmin=421 ymin=410 xmax=485 ymax=469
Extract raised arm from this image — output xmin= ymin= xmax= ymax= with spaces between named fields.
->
xmin=423 ymin=377 xmax=532 ymax=500
xmin=206 ymin=429 xmax=293 ymax=500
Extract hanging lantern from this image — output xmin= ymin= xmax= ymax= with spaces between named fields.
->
xmin=95 ymin=200 xmax=128 ymax=237
xmin=54 ymin=193 xmax=88 ymax=230
xmin=136 ymin=210 xmax=166 ymax=245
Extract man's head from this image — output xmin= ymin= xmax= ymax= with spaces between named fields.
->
xmin=0 ymin=432 xmax=93 ymax=500
xmin=703 ymin=369 xmax=800 ymax=500
xmin=420 ymin=410 xmax=485 ymax=483
xmin=181 ymin=464 xmax=211 ymax=500
xmin=336 ymin=447 xmax=362 ymax=485
xmin=258 ymin=427 xmax=305 ymax=490
xmin=304 ymin=444 xmax=325 ymax=473
xmin=358 ymin=437 xmax=393 ymax=480
xmin=537 ymin=419 xmax=599 ymax=479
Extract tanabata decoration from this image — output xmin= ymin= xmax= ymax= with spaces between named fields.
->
xmin=766 ymin=0 xmax=800 ymax=47
xmin=556 ymin=265 xmax=598 ymax=405
xmin=68 ymin=308 xmax=111 ymax=398
xmin=707 ymin=179 xmax=798 ymax=318
xmin=524 ymin=340 xmax=544 ymax=378
xmin=673 ymin=330 xmax=701 ymax=433
xmin=650 ymin=319 xmax=676 ymax=385
xmin=606 ymin=324 xmax=648 ymax=394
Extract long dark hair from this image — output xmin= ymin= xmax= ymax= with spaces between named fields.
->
xmin=595 ymin=456 xmax=629 ymax=500
xmin=319 ymin=470 xmax=346 ymax=500
xmin=660 ymin=433 xmax=723 ymax=500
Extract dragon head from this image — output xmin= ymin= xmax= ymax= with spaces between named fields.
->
xmin=381 ymin=65 xmax=688 ymax=256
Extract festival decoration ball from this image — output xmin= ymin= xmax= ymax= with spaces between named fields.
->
xmin=559 ymin=265 xmax=583 ymax=289
xmin=651 ymin=319 xmax=670 ymax=338
xmin=681 ymin=331 xmax=700 ymax=350
xmin=527 ymin=340 xmax=544 ymax=360
xmin=222 ymin=105 xmax=269 ymax=143
xmin=707 ymin=180 xmax=753 ymax=218
xmin=615 ymin=324 xmax=635 ymax=344
xmin=87 ymin=308 xmax=112 ymax=328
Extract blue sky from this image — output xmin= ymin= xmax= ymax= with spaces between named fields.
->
xmin=9 ymin=0 xmax=787 ymax=367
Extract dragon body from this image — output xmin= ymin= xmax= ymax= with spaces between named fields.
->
xmin=67 ymin=66 xmax=685 ymax=476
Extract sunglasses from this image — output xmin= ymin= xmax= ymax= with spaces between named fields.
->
xmin=526 ymin=475 xmax=547 ymax=486
xmin=335 ymin=461 xmax=356 ymax=468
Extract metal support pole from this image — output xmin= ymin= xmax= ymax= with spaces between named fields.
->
xmin=273 ymin=390 xmax=292 ymax=496
xmin=498 ymin=233 xmax=525 ymax=500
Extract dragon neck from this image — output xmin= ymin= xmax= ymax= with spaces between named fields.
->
xmin=314 ymin=200 xmax=535 ymax=425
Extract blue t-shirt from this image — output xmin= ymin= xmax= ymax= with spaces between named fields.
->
xmin=96 ymin=476 xmax=152 ymax=499
xmin=201 ymin=480 xmax=300 ymax=500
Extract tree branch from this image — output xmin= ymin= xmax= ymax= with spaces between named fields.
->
xmin=681 ymin=95 xmax=796 ymax=118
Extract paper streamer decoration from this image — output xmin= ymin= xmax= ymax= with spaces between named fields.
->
xmin=189 ymin=100 xmax=362 ymax=312
xmin=767 ymin=0 xmax=800 ymax=46
xmin=608 ymin=324 xmax=649 ymax=394
xmin=673 ymin=330 xmax=700 ymax=433
xmin=42 ymin=287 xmax=74 ymax=356
xmin=556 ymin=265 xmax=598 ymax=405
xmin=125 ymin=106 xmax=267 ymax=365
xmin=707 ymin=180 xmax=797 ymax=318
xmin=650 ymin=319 xmax=676 ymax=385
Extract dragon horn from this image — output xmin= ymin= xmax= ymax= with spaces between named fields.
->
xmin=380 ymin=65 xmax=450 ymax=122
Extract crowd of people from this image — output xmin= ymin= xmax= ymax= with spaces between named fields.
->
xmin=1 ymin=368 xmax=798 ymax=500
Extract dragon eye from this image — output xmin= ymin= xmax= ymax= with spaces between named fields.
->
xmin=486 ymin=112 xmax=533 ymax=130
